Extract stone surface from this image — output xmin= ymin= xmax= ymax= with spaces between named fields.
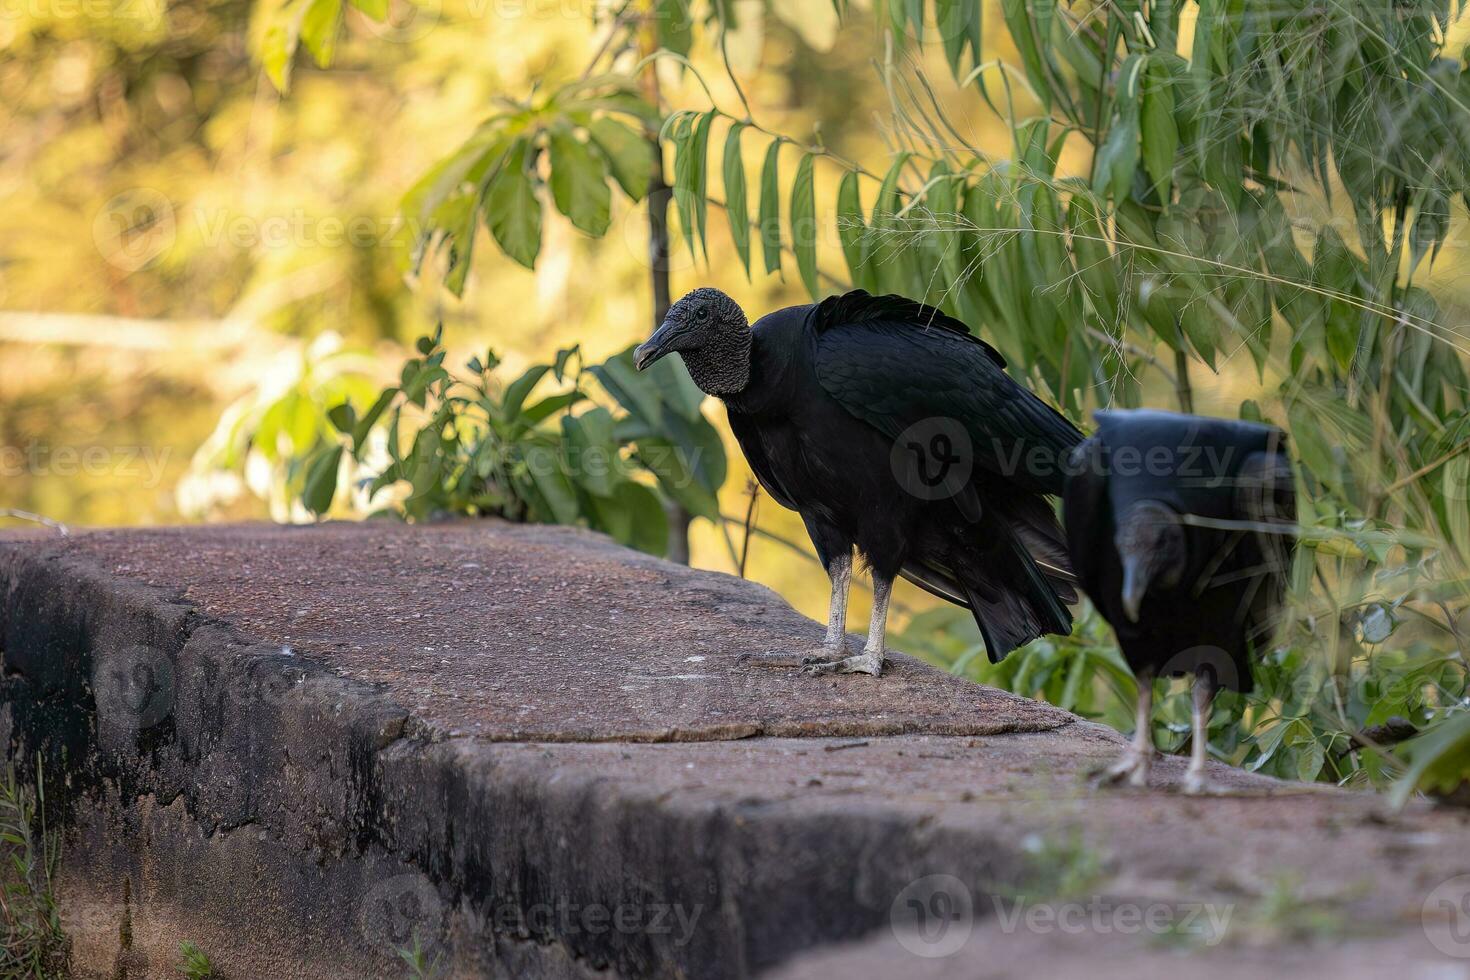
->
xmin=1 ymin=521 xmax=1468 ymax=980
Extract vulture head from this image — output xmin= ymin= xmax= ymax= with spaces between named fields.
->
xmin=634 ymin=287 xmax=752 ymax=395
xmin=1113 ymin=500 xmax=1186 ymax=622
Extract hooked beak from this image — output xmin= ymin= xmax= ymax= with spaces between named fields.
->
xmin=634 ymin=319 xmax=679 ymax=371
xmin=1119 ymin=552 xmax=1150 ymax=623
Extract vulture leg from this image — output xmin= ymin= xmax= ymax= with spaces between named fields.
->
xmin=1095 ymin=671 xmax=1153 ymax=788
xmin=803 ymin=573 xmax=890 ymax=677
xmin=1182 ymin=671 xmax=1222 ymax=796
xmin=799 ymin=552 xmax=853 ymax=666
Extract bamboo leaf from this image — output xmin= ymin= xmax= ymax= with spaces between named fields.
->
xmin=723 ymin=122 xmax=750 ymax=275
xmin=836 ymin=169 xmax=873 ymax=291
xmin=790 ymin=153 xmax=820 ymax=299
xmin=759 ymin=138 xmax=782 ymax=275
xmin=1141 ymin=56 xmax=1179 ymax=202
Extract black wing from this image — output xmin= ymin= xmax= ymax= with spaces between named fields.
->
xmin=812 ymin=291 xmax=1083 ymax=495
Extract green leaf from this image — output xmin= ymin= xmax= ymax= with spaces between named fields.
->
xmin=1000 ymin=0 xmax=1052 ymax=108
xmin=836 ymin=170 xmax=873 ymax=291
xmin=503 ymin=364 xmax=551 ymax=419
xmin=655 ymin=0 xmax=692 ymax=55
xmin=328 ymin=402 xmax=356 ymax=434
xmin=723 ymin=122 xmax=750 ymax=274
xmin=524 ymin=445 xmax=580 ymax=525
xmin=588 ymin=117 xmax=654 ymax=202
xmin=592 ymin=480 xmax=669 ymax=555
xmin=299 ymin=0 xmax=343 ymax=68
xmin=303 ymin=445 xmax=343 ymax=516
xmin=790 ymin=154 xmax=819 ymax=300
xmin=689 ymin=111 xmax=713 ymax=256
xmin=1445 ymin=456 xmax=1470 ymax=560
xmin=759 ymin=138 xmax=782 ymax=275
xmin=350 ymin=388 xmax=397 ymax=456
xmin=548 ymin=126 xmax=611 ymax=236
xmin=562 ymin=407 xmax=620 ymax=497
xmin=1141 ymin=56 xmax=1179 ymax=202
xmin=636 ymin=434 xmax=720 ymax=520
xmin=483 ymin=140 xmax=542 ymax=269
xmin=348 ymin=0 xmax=386 ymax=19
xmin=261 ymin=3 xmax=307 ymax=93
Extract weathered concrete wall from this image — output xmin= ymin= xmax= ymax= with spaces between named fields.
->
xmin=2 ymin=523 xmax=1467 ymax=979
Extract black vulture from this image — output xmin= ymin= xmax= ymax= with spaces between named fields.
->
xmin=1062 ymin=409 xmax=1297 ymax=793
xmin=634 ymin=287 xmax=1083 ymax=675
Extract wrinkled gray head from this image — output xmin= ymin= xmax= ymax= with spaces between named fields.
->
xmin=1114 ymin=500 xmax=1187 ymax=623
xmin=633 ymin=287 xmax=752 ymax=395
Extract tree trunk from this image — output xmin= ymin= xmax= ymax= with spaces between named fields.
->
xmin=639 ymin=31 xmax=692 ymax=564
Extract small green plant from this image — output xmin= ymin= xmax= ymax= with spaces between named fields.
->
xmin=395 ymin=933 xmax=442 ymax=980
xmin=189 ymin=327 xmax=730 ymax=559
xmin=177 ymin=940 xmax=219 ymax=979
xmin=0 ymin=759 xmax=67 ymax=979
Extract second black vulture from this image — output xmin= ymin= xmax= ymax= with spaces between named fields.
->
xmin=634 ymin=287 xmax=1083 ymax=675
xmin=1063 ymin=410 xmax=1297 ymax=793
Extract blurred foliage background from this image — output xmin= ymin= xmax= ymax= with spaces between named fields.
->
xmin=2 ymin=0 xmax=1469 ymax=797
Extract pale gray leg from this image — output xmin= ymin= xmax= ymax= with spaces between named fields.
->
xmin=799 ymin=553 xmax=853 ymax=666
xmin=804 ymin=572 xmax=889 ymax=677
xmin=1182 ymin=672 xmax=1222 ymax=795
xmin=1097 ymin=675 xmax=1153 ymax=788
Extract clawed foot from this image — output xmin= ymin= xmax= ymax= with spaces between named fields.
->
xmin=802 ymin=650 xmax=885 ymax=677
xmin=1181 ymin=769 xmax=1225 ymax=796
xmin=1092 ymin=750 xmax=1152 ymax=789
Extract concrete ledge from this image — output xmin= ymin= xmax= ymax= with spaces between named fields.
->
xmin=2 ymin=522 xmax=1468 ymax=978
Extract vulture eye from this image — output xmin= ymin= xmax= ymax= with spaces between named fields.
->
xmin=696 ymin=307 xmax=710 ymax=321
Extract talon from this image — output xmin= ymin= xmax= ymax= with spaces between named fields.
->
xmin=802 ymin=651 xmax=884 ymax=676
xmin=1181 ymin=772 xmax=1224 ymax=796
xmin=1092 ymin=751 xmax=1151 ymax=789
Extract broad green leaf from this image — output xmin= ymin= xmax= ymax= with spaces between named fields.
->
xmin=790 ymin=154 xmax=819 ymax=299
xmin=548 ymin=126 xmax=611 ymax=236
xmin=562 ymin=407 xmax=619 ymax=497
xmin=588 ymin=117 xmax=654 ymax=202
xmin=524 ymin=445 xmax=580 ymax=525
xmin=303 ymin=445 xmax=343 ymax=516
xmin=759 ymin=139 xmax=782 ymax=275
xmin=836 ymin=169 xmax=873 ymax=291
xmin=723 ymin=122 xmax=750 ymax=274
xmin=483 ymin=140 xmax=542 ymax=269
